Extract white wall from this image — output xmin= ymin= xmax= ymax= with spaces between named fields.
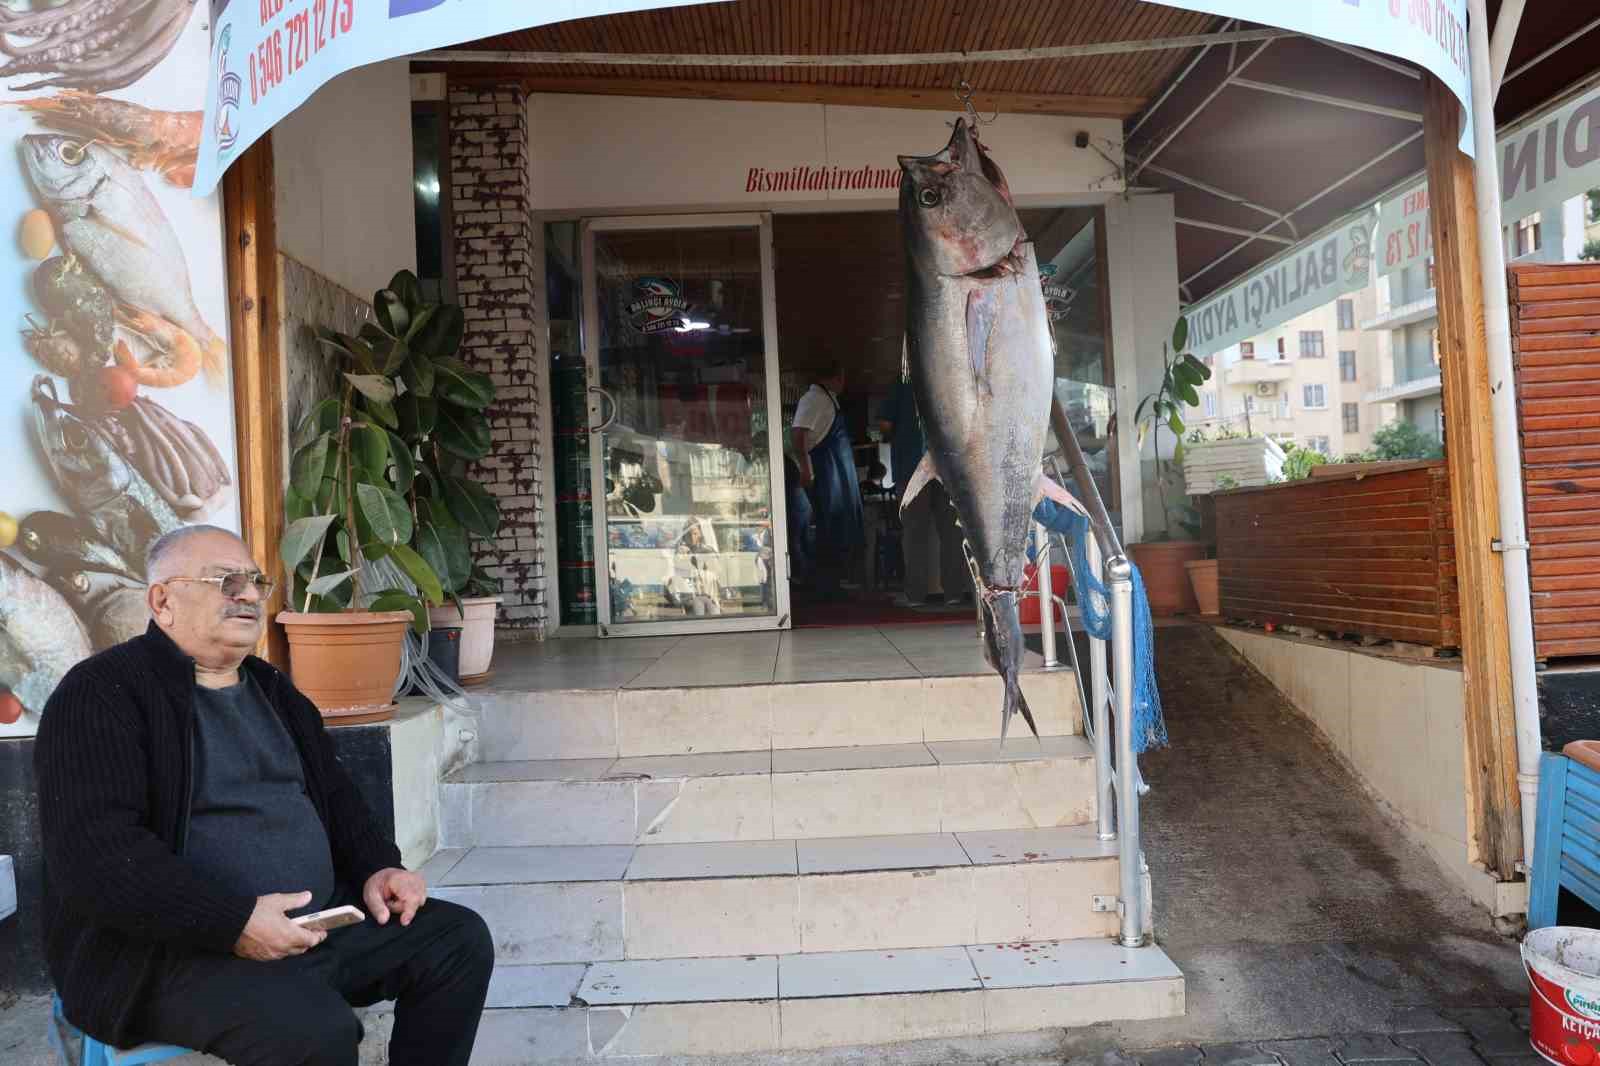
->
xmin=1103 ymin=193 xmax=1179 ymax=543
xmin=274 ymin=60 xmax=417 ymax=298
xmin=1216 ymin=626 xmax=1526 ymax=918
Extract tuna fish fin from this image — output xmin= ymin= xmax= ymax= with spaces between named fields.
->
xmin=1032 ymin=471 xmax=1089 ymax=514
xmin=898 ymin=453 xmax=942 ymax=516
xmin=966 ymin=288 xmax=998 ymax=394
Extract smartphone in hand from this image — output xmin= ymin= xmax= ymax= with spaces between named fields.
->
xmin=292 ymin=905 xmax=365 ymax=932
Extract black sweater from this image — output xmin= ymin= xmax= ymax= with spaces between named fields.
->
xmin=34 ymin=623 xmax=403 ymax=1046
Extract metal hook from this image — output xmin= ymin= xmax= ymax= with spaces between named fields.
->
xmin=954 ymin=78 xmax=999 ymax=127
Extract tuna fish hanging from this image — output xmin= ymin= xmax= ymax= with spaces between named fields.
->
xmin=898 ymin=117 xmax=1085 ymax=741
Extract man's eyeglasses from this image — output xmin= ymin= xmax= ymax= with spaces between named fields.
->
xmin=166 ymin=570 xmax=277 ymax=599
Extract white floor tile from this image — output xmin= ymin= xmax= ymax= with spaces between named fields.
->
xmin=490 ymin=659 xmax=653 ymax=691
xmin=485 ymin=964 xmax=586 ymax=1008
xmin=441 ymin=845 xmax=635 ymax=886
xmin=416 ymin=847 xmax=468 ymax=885
xmin=772 ymin=742 xmax=934 ymax=774
xmin=955 ymin=826 xmax=1118 ymax=866
xmin=449 ymin=758 xmax=616 ymax=783
xmin=778 ymin=946 xmax=980 ymax=998
xmin=773 ymin=658 xmax=919 ymax=682
xmin=607 ymin=750 xmax=771 ymax=780
xmin=926 ymin=735 xmax=1091 ymax=765
xmin=579 ymin=955 xmax=778 ymax=1004
xmin=628 ymin=659 xmax=776 ymax=687
xmin=970 ymin=938 xmax=1183 ymax=989
xmin=626 ymin=840 xmax=798 ymax=880
xmin=796 ymin=833 xmax=970 ymax=874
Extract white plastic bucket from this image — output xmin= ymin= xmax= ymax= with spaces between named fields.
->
xmin=1524 ymin=926 xmax=1600 ymax=1065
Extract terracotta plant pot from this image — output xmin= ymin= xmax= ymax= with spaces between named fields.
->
xmin=1127 ymin=539 xmax=1205 ymax=616
xmin=1185 ymin=558 xmax=1221 ymax=616
xmin=427 ymin=596 xmax=501 ymax=680
xmin=277 ymin=610 xmax=413 ymax=722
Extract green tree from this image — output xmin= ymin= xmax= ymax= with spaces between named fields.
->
xmin=1369 ymin=419 xmax=1444 ymax=460
xmin=1281 ymin=443 xmax=1328 ymax=481
xmin=1584 ymin=236 xmax=1600 ymax=262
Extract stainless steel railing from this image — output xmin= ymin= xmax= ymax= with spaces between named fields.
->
xmin=1037 ymin=401 xmax=1147 ymax=948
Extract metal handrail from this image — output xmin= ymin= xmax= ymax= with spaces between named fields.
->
xmin=1047 ymin=398 xmax=1146 ymax=948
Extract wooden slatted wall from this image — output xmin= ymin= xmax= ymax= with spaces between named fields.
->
xmin=1511 ymin=262 xmax=1600 ymax=660
xmin=1214 ymin=462 xmax=1459 ymax=648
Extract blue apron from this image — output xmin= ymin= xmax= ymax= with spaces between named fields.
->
xmin=808 ymin=386 xmax=864 ymax=568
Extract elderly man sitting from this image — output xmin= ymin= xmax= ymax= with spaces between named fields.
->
xmin=35 ymin=525 xmax=493 ymax=1066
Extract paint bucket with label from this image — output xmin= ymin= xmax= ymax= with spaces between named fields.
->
xmin=1523 ymin=926 xmax=1600 ymax=1065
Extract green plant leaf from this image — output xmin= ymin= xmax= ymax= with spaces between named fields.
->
xmin=281 ymin=514 xmax=337 ymax=572
xmin=412 ymin=303 xmax=464 ymax=360
xmin=1177 ymin=382 xmax=1201 ymax=407
xmin=356 ymin=482 xmax=413 ymax=546
xmin=380 ymin=335 xmax=410 ymax=376
xmin=397 ymin=392 xmax=437 ymax=439
xmin=1182 ymin=352 xmax=1212 ymax=381
xmin=294 ymin=397 xmax=339 ymax=446
xmin=351 ymin=424 xmax=389 ymax=481
xmin=290 ymin=434 xmax=331 ymax=498
xmin=336 ymin=528 xmax=350 ymax=563
xmin=400 ymin=354 xmax=436 ymax=399
xmin=404 ymin=305 xmax=436 ymax=344
xmin=345 ymin=373 xmax=396 ymax=405
xmin=375 ymin=288 xmax=409 ymax=337
xmin=432 ymin=357 xmax=495 ymax=409
xmin=365 ymin=397 xmax=400 ymax=431
xmin=359 ymin=322 xmax=391 ymax=348
xmin=388 ymin=270 xmax=423 ymax=310
xmin=417 ymin=519 xmax=472 ymax=594
xmin=436 ymin=405 xmax=492 ymax=460
xmin=444 ymin=475 xmax=501 ymax=537
xmin=306 ymin=568 xmax=356 ymax=596
xmin=369 ymin=589 xmax=429 ymax=634
xmin=285 ymin=486 xmax=312 ymax=522
xmin=1171 ymin=316 xmax=1189 ymax=353
xmin=385 ymin=430 xmax=415 ymax=492
xmin=1171 ymin=361 xmax=1202 ymax=388
xmin=387 ymin=542 xmax=445 ymax=605
xmin=1167 ymin=411 xmax=1184 ymax=436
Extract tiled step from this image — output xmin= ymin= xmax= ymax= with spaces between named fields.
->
xmin=425 ymin=825 xmax=1119 ymax=962
xmin=475 ymin=669 xmax=1082 ymax=761
xmin=466 ymin=940 xmax=1183 ymax=1060
xmin=440 ymin=736 xmax=1097 ymax=847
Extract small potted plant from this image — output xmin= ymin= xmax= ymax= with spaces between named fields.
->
xmin=1130 ymin=315 xmax=1210 ymax=615
xmin=367 ymin=271 xmax=505 ymax=683
xmin=277 ymin=279 xmax=448 ymax=721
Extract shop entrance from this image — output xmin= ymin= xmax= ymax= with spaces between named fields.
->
xmin=579 ymin=214 xmax=789 ymax=636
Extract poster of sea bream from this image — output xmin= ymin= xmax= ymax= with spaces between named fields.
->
xmin=1 ymin=1 xmax=236 ymax=737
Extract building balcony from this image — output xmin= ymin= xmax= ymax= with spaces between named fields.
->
xmin=1361 ymin=293 xmax=1437 ymax=331
xmin=1223 ymin=359 xmax=1294 ymax=385
xmin=1363 ymin=374 xmax=1442 ymax=405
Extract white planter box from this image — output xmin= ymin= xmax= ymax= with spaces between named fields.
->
xmin=1183 ymin=437 xmax=1285 ymax=493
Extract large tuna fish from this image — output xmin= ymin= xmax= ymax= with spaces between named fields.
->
xmin=898 ymin=119 xmax=1080 ymax=740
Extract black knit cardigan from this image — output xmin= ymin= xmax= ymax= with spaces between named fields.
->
xmin=33 ymin=623 xmax=403 ymax=1046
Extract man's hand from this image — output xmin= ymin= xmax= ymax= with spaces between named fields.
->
xmin=234 ymin=891 xmax=326 ymax=961
xmin=363 ymin=868 xmax=427 ymax=927
xmin=799 ymin=460 xmax=815 ymax=488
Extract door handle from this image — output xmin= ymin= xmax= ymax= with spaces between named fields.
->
xmin=589 ymin=385 xmax=617 ymax=432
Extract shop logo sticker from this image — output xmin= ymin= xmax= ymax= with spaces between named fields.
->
xmin=213 ymin=23 xmax=242 ymax=159
xmin=1040 ymin=263 xmax=1075 ymax=322
xmin=1569 ymin=988 xmax=1600 ymax=1021
xmin=625 ymin=277 xmax=690 ymax=335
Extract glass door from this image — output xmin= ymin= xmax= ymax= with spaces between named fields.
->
xmin=581 ymin=214 xmax=788 ymax=636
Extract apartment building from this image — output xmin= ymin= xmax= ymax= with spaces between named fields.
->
xmin=1192 ymin=286 xmax=1389 ymax=459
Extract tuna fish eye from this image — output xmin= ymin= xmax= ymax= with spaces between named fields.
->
xmin=57 ymin=140 xmax=87 ymax=166
xmin=918 ymin=186 xmax=942 ymax=207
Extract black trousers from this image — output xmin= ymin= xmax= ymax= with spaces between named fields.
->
xmin=135 ymin=896 xmax=494 ymax=1066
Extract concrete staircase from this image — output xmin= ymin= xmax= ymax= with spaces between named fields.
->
xmin=426 ymin=664 xmax=1183 ymax=1061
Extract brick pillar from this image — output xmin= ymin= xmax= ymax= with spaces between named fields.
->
xmin=448 ymin=85 xmax=545 ymax=635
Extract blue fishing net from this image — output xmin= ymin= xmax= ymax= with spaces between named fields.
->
xmin=1030 ymin=499 xmax=1168 ymax=754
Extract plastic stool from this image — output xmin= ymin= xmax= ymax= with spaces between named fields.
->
xmin=49 ymin=994 xmax=193 ymax=1065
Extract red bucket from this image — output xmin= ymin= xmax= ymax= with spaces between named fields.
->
xmin=1524 ymin=927 xmax=1600 ymax=1065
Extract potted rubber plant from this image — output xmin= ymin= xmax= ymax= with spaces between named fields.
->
xmin=375 ymin=271 xmax=504 ymax=682
xmin=277 ymin=297 xmax=446 ymax=721
xmin=1130 ymin=315 xmax=1211 ymax=615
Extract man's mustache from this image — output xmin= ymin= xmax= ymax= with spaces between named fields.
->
xmin=224 ymin=605 xmax=262 ymax=619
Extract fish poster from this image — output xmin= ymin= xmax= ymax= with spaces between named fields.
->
xmin=1 ymin=2 xmax=237 ymax=738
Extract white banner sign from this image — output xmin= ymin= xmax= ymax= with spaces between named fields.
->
xmin=1187 ymin=213 xmax=1378 ymax=356
xmin=1146 ymin=0 xmax=1474 ymax=155
xmin=1380 ymin=82 xmax=1600 ymax=276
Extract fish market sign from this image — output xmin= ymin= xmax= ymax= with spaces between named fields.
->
xmin=1146 ymin=0 xmax=1474 ymax=155
xmin=1186 ymin=212 xmax=1376 ymax=357
xmin=196 ymin=0 xmax=721 ymax=195
xmin=1380 ymin=81 xmax=1600 ymax=276
xmin=625 ymin=277 xmax=690 ymax=335
xmin=1040 ymin=264 xmax=1075 ymax=321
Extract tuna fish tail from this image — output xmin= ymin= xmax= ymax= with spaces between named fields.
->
xmin=982 ymin=592 xmax=1039 ymax=741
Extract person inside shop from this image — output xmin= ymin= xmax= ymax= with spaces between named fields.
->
xmin=792 ymin=362 xmax=864 ymax=600
xmin=878 ymin=378 xmax=969 ymax=608
xmin=34 ymin=525 xmax=494 ymax=1066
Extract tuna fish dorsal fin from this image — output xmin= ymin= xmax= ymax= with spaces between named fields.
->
xmin=966 ymin=288 xmax=998 ymax=395
xmin=898 ymin=453 xmax=942 ymax=516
